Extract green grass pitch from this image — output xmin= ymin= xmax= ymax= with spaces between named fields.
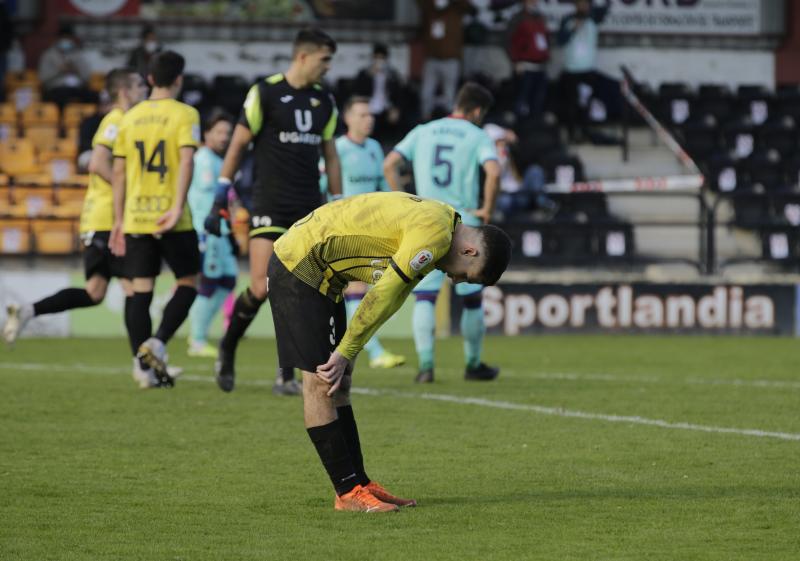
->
xmin=1 ymin=335 xmax=799 ymax=560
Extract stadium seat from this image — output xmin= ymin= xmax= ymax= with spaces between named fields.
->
xmin=62 ymin=103 xmax=97 ymax=128
xmin=9 ymin=185 xmax=55 ymax=217
xmin=53 ymin=186 xmax=86 ymax=218
xmin=21 ymin=102 xmax=59 ymax=127
xmin=0 ymin=186 xmax=10 ymax=211
xmin=705 ymin=152 xmax=743 ymax=193
xmin=88 ymin=72 xmax=106 ymax=93
xmin=4 ymin=69 xmax=40 ymax=92
xmin=21 ymin=125 xmax=60 ymax=148
xmin=38 ymin=138 xmax=78 ymax=164
xmin=211 ymin=74 xmax=250 ymax=116
xmin=677 ymin=117 xmax=720 ymax=162
xmin=0 ymin=103 xmax=18 ymax=141
xmin=63 ymin=126 xmax=79 ymax=145
xmin=9 ymin=87 xmax=40 ymax=112
xmin=734 ymin=84 xmax=772 ymax=125
xmin=32 ymin=218 xmax=77 ymax=254
xmin=741 ymin=149 xmax=786 ymax=192
xmin=758 ymin=117 xmax=797 ymax=159
xmin=46 ymin=160 xmax=76 ymax=183
xmin=721 ymin=118 xmax=757 ymax=160
xmin=695 ymin=84 xmax=733 ymax=123
xmin=180 ymin=74 xmax=209 ymax=108
xmin=0 ymin=218 xmax=32 ymax=254
xmin=0 ymin=138 xmax=40 ymax=176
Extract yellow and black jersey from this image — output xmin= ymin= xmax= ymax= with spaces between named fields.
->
xmin=79 ymin=107 xmax=124 ymax=233
xmin=274 ymin=191 xmax=459 ymax=359
xmin=113 ymin=98 xmax=200 ymax=234
xmin=239 ymin=73 xmax=338 ymax=218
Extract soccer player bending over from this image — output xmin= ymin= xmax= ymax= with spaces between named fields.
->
xmin=3 ymin=69 xmax=157 ymax=383
xmin=110 ymin=51 xmax=201 ymax=387
xmin=268 ymin=191 xmax=512 ymax=511
xmin=384 ymin=82 xmax=502 ymax=383
xmin=205 ymin=28 xmax=342 ymax=394
xmin=186 ymin=109 xmax=237 ymax=358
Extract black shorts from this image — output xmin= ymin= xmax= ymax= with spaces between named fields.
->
xmin=248 ymin=199 xmax=320 ymax=241
xmin=268 ymin=254 xmax=346 ymax=372
xmin=124 ymin=230 xmax=200 ymax=279
xmin=81 ymin=231 xmax=128 ymax=280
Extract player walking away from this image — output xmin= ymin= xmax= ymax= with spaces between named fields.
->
xmin=3 ymin=69 xmax=156 ymax=382
xmin=329 ymin=96 xmax=405 ymax=369
xmin=110 ymin=51 xmax=201 ymax=388
xmin=383 ymin=82 xmax=502 ymax=384
xmin=205 ymin=28 xmax=342 ymax=394
xmin=186 ymin=109 xmax=236 ymax=358
xmin=267 ymin=192 xmax=512 ymax=511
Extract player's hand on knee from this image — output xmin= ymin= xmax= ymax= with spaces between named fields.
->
xmin=316 ymin=351 xmax=351 ymax=397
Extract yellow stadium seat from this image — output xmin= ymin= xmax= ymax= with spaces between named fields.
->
xmin=62 ymin=103 xmax=97 ymax=128
xmin=38 ymin=138 xmax=78 ymax=164
xmin=88 ymin=72 xmax=106 ymax=93
xmin=63 ymin=126 xmax=79 ymax=145
xmin=0 ymin=218 xmax=32 ymax=253
xmin=10 ymin=87 xmax=41 ymax=112
xmin=32 ymin=218 xmax=77 ymax=254
xmin=5 ymin=69 xmax=40 ymax=90
xmin=9 ymin=185 xmax=55 ymax=217
xmin=54 ymin=186 xmax=86 ymax=218
xmin=21 ymin=102 xmax=59 ymax=127
xmin=0 ymin=102 xmax=16 ymax=124
xmin=47 ymin=160 xmax=76 ymax=183
xmin=0 ymin=139 xmax=40 ymax=176
xmin=0 ymin=186 xmax=10 ymax=212
xmin=21 ymin=124 xmax=60 ymax=146
xmin=64 ymin=173 xmax=89 ymax=187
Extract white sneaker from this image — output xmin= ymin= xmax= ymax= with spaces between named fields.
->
xmin=3 ymin=304 xmax=32 ymax=346
xmin=136 ymin=337 xmax=174 ymax=387
xmin=131 ymin=358 xmax=158 ymax=389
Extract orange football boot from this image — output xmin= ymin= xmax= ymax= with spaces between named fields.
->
xmin=365 ymin=481 xmax=417 ymax=507
xmin=334 ymin=484 xmax=399 ymax=513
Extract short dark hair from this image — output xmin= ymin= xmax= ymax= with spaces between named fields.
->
xmin=203 ymin=107 xmax=233 ymax=133
xmin=455 ymin=82 xmax=494 ymax=115
xmin=293 ymin=28 xmax=337 ymax=56
xmin=373 ymin=43 xmax=388 ymax=57
xmin=476 ymin=224 xmax=512 ymax=286
xmin=140 ymin=25 xmax=156 ymax=40
xmin=148 ymin=50 xmax=184 ymax=87
xmin=344 ymin=95 xmax=370 ymax=114
xmin=105 ymin=67 xmax=137 ymax=101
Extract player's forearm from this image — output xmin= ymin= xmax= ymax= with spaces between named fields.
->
xmin=324 ymin=149 xmax=343 ymax=197
xmin=173 ymin=156 xmax=194 ymax=211
xmin=88 ymin=146 xmax=112 ymax=183
xmin=383 ymin=152 xmax=403 ymax=191
xmin=111 ymin=158 xmax=126 ymax=224
xmin=480 ymin=161 xmax=501 ymax=216
xmin=336 ymin=277 xmax=412 ymax=360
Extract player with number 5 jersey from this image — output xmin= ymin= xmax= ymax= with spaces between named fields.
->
xmin=111 ymin=50 xmax=201 ymax=388
xmin=384 ymin=82 xmax=502 ymax=384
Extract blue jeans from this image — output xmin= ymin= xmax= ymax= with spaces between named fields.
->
xmin=515 ymin=70 xmax=548 ymax=120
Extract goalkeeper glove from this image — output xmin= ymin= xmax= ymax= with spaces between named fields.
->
xmin=204 ymin=178 xmax=232 ymax=236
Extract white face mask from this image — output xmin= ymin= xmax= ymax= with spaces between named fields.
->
xmin=58 ymin=39 xmax=75 ymax=52
xmin=434 ymin=0 xmax=449 ymax=9
xmin=144 ymin=41 xmax=159 ymax=54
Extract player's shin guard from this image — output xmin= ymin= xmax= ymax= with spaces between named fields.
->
xmin=345 ymin=294 xmax=385 ymax=360
xmin=155 ymin=285 xmax=197 ymax=344
xmin=307 ymin=420 xmax=359 ymax=496
xmin=336 ymin=405 xmax=369 ymax=486
xmin=413 ymin=295 xmax=437 ymax=371
xmin=220 ymin=287 xmax=265 ymax=353
xmin=33 ymin=288 xmax=96 ymax=316
xmin=461 ymin=293 xmax=485 ymax=369
xmin=128 ymin=291 xmax=153 ymax=360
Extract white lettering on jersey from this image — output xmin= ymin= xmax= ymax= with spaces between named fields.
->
xmin=295 ymin=109 xmax=313 ymax=132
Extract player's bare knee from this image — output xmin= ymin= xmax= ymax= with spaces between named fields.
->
xmin=176 ymin=275 xmax=198 ymax=289
xmin=250 ymin=277 xmax=268 ymax=300
xmin=85 ymin=276 xmax=108 ymax=303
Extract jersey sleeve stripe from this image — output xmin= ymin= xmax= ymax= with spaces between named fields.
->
xmin=249 ymin=225 xmax=288 ymax=238
xmin=389 ymin=258 xmax=411 ymax=283
xmin=243 ymin=84 xmax=264 ymax=135
xmin=322 ymin=107 xmax=338 ymax=141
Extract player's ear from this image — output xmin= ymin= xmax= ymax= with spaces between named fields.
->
xmin=147 ymin=74 xmax=155 ymax=88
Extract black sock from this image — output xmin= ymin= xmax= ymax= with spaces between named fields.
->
xmin=129 ymin=292 xmax=153 ymax=361
xmin=278 ymin=366 xmax=295 ymax=382
xmin=337 ymin=405 xmax=369 ymax=486
xmin=307 ymin=420 xmax=359 ymax=496
xmin=33 ymin=288 xmax=96 ymax=316
xmin=155 ymin=285 xmax=197 ymax=343
xmin=124 ymin=295 xmax=137 ymax=355
xmin=220 ymin=288 xmax=265 ymax=353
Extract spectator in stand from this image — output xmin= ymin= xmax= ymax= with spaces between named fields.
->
xmin=38 ymin=24 xmax=95 ymax=108
xmin=557 ymin=0 xmax=609 ymax=142
xmin=417 ymin=0 xmax=475 ymax=121
xmin=506 ymin=0 xmax=550 ymax=121
xmin=127 ymin=25 xmax=162 ymax=78
xmin=352 ymin=43 xmax=405 ymax=146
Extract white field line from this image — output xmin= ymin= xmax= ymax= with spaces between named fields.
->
xmin=2 ymin=362 xmax=799 ymax=442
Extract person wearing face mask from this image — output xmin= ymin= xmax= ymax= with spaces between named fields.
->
xmin=38 ymin=24 xmax=94 ymax=108
xmin=352 ymin=43 xmax=406 ymax=146
xmin=127 ymin=25 xmax=162 ymax=79
xmin=557 ymin=0 xmax=610 ymax=142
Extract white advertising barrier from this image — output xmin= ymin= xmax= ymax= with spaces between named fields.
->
xmin=0 ymin=271 xmax=71 ymax=337
xmin=485 ymin=0 xmax=762 ymax=35
xmin=545 ymin=174 xmax=705 ymax=194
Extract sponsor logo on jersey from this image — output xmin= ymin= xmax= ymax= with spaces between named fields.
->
xmin=103 ymin=124 xmax=119 ymax=141
xmin=294 ymin=109 xmax=313 ymax=132
xmin=280 ymin=95 xmax=293 ymax=103
xmin=410 ymin=250 xmax=433 ymax=272
xmin=310 ymin=97 xmax=320 ymax=107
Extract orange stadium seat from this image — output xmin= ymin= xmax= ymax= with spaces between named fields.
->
xmin=0 ymin=186 xmax=10 ymax=212
xmin=21 ymin=102 xmax=59 ymax=127
xmin=88 ymin=72 xmax=105 ymax=93
xmin=62 ymin=103 xmax=96 ymax=128
xmin=9 ymin=185 xmax=55 ymax=217
xmin=0 ymin=218 xmax=32 ymax=254
xmin=10 ymin=87 xmax=40 ymax=112
xmin=63 ymin=126 xmax=79 ymax=145
xmin=38 ymin=138 xmax=78 ymax=164
xmin=0 ymin=103 xmax=18 ymax=141
xmin=47 ymin=160 xmax=76 ymax=183
xmin=0 ymin=174 xmax=9 ymax=186
xmin=0 ymin=139 xmax=40 ymax=176
xmin=53 ymin=186 xmax=86 ymax=218
xmin=4 ymin=69 xmax=40 ymax=91
xmin=21 ymin=125 xmax=60 ymax=146
xmin=32 ymin=218 xmax=77 ymax=254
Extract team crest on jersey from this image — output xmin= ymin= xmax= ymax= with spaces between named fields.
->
xmin=409 ymin=250 xmax=433 ymax=272
xmin=103 ymin=124 xmax=118 ymax=140
xmin=310 ymin=97 xmax=320 ymax=107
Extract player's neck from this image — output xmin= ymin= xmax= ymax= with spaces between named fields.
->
xmin=149 ymin=87 xmax=175 ymax=101
xmin=346 ymin=132 xmax=367 ymax=145
xmin=284 ymin=66 xmax=313 ymax=89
